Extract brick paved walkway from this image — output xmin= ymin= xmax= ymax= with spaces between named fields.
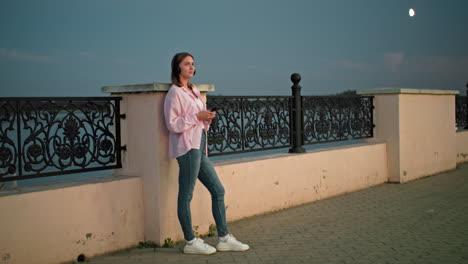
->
xmin=89 ymin=163 xmax=468 ymax=264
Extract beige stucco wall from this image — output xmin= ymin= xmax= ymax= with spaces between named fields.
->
xmin=370 ymin=95 xmax=400 ymax=182
xmin=111 ymin=92 xmax=193 ymax=245
xmin=158 ymin=142 xmax=388 ymax=243
xmin=0 ymin=176 xmax=144 ymax=264
xmin=114 ymin=93 xmax=163 ymax=243
xmin=104 ymin=83 xmax=215 ymax=245
xmin=359 ymin=89 xmax=458 ymax=183
xmin=456 ymin=130 xmax=468 ymax=163
xmin=398 ymin=94 xmax=456 ymax=182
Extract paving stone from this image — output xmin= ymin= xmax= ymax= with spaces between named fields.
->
xmin=88 ymin=163 xmax=468 ymax=264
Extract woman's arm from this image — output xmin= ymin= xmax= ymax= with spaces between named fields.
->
xmin=164 ymin=92 xmax=199 ymax=134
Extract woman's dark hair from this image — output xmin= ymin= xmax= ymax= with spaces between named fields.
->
xmin=171 ymin=52 xmax=194 ymax=89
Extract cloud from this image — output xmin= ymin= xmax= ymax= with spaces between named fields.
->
xmin=0 ymin=48 xmax=55 ymax=63
xmin=384 ymin=52 xmax=405 ymax=72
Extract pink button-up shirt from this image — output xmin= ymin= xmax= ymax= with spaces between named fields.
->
xmin=164 ymin=84 xmax=210 ymax=159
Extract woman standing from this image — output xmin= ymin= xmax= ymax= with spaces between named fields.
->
xmin=164 ymin=52 xmax=249 ymax=255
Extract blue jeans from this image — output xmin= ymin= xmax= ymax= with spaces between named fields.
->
xmin=176 ymin=131 xmax=229 ymax=241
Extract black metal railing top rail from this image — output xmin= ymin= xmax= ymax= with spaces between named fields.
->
xmin=207 ymin=73 xmax=375 ymax=156
xmin=0 ymin=97 xmax=124 ymax=183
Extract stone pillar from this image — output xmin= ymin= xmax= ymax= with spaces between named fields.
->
xmin=102 ymin=83 xmax=215 ymax=244
xmin=357 ymin=88 xmax=459 ymax=183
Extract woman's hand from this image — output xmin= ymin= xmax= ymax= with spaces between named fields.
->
xmin=196 ymin=111 xmax=216 ymax=121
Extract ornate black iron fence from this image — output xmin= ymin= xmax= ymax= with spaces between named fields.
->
xmin=455 ymin=84 xmax=468 ymax=129
xmin=0 ymin=97 xmax=124 ymax=182
xmin=207 ymin=73 xmax=375 ymax=156
xmin=456 ymin=95 xmax=468 ymax=129
xmin=206 ymin=96 xmax=291 ymax=156
xmin=302 ymin=96 xmax=374 ymax=144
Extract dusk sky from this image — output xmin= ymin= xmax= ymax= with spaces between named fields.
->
xmin=1 ymin=0 xmax=467 ymax=97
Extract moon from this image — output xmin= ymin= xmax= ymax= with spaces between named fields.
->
xmin=409 ymin=8 xmax=415 ymax=17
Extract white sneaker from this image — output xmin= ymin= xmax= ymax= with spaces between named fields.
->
xmin=216 ymin=234 xmax=250 ymax=252
xmin=183 ymin=238 xmax=216 ymax=255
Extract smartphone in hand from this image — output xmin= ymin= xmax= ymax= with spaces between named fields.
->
xmin=210 ymin=107 xmax=219 ymax=112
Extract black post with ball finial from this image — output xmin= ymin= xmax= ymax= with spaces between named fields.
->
xmin=289 ymin=73 xmax=306 ymax=153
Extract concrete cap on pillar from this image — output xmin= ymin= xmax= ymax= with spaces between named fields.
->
xmin=101 ymin=82 xmax=215 ymax=95
xmin=356 ymin=88 xmax=459 ymax=95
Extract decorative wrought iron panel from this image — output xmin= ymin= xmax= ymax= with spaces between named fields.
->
xmin=0 ymin=97 xmax=123 ymax=182
xmin=456 ymin=96 xmax=468 ymax=129
xmin=206 ymin=96 xmax=292 ymax=156
xmin=302 ymin=96 xmax=374 ymax=144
